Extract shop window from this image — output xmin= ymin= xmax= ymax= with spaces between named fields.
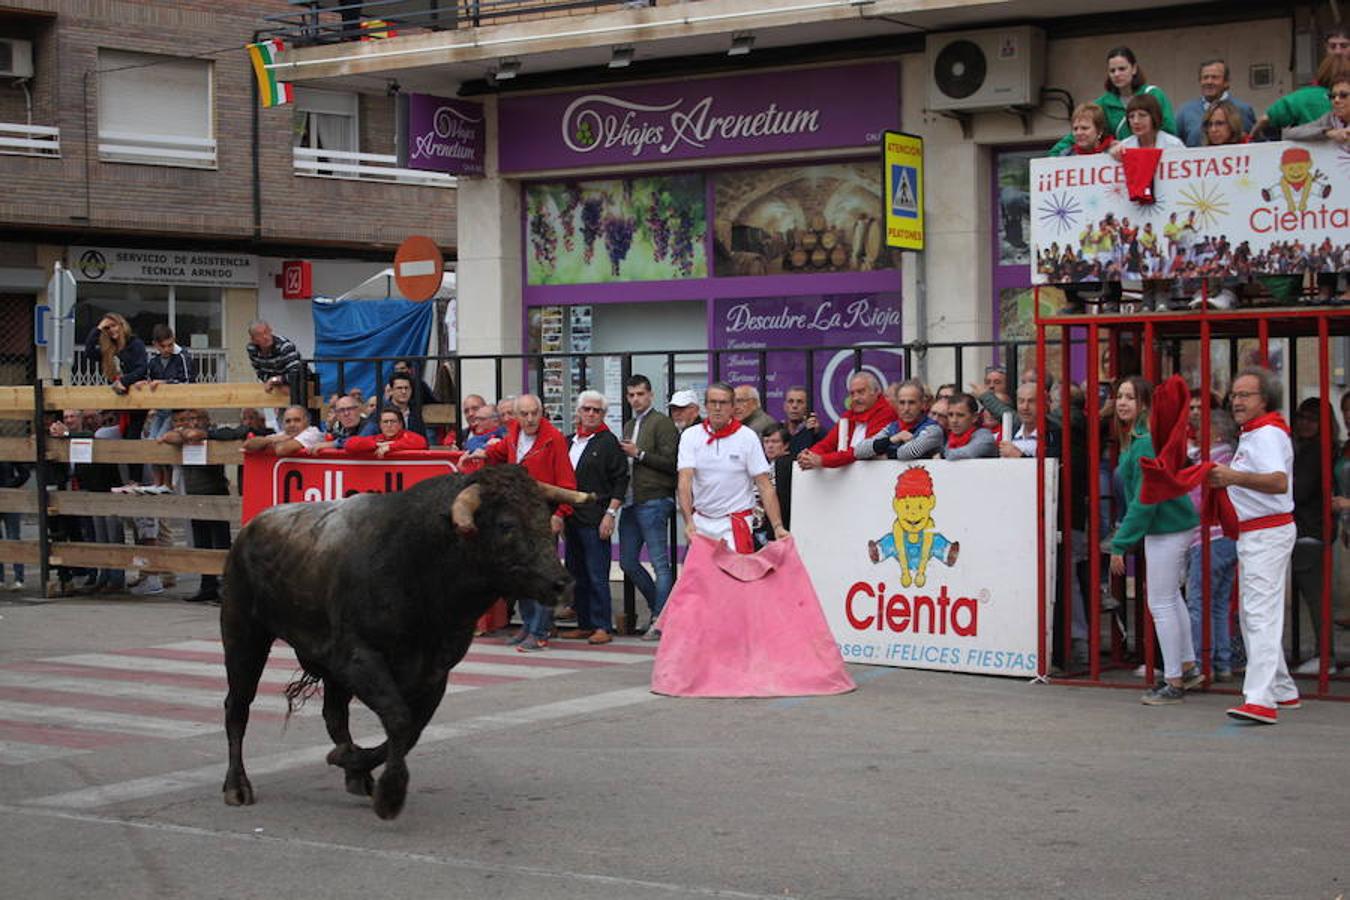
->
xmin=97 ymin=49 xmax=215 ymax=168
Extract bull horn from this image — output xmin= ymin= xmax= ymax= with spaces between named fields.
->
xmin=451 ymin=484 xmax=482 ymax=534
xmin=537 ymin=483 xmax=596 ymax=506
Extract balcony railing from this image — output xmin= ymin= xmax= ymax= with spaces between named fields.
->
xmin=0 ymin=122 xmax=61 ymax=158
xmin=293 ymin=146 xmax=456 ymax=187
xmin=263 ymin=1 xmax=658 ymax=45
xmin=70 ymin=348 xmax=230 ymax=387
xmin=98 ymin=131 xmax=217 ymax=169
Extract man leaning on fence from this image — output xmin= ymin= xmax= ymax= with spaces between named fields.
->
xmin=246 ymin=320 xmax=304 ymax=393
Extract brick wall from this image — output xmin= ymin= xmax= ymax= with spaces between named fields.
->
xmin=0 ymin=0 xmax=454 ymax=253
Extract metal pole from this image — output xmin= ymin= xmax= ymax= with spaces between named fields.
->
xmin=33 ymin=380 xmax=50 ymax=596
xmin=1199 ymin=319 xmax=1213 ymax=684
xmin=1317 ymin=315 xmax=1333 ymax=695
xmin=1060 ymin=325 xmax=1075 ymax=673
xmin=1035 ymin=318 xmax=1047 ymax=677
xmin=1085 ymin=322 xmax=1102 ymax=680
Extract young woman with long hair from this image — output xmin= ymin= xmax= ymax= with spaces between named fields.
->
xmin=1108 ymin=376 xmax=1204 ymax=704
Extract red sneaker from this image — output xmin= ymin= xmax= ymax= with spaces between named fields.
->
xmin=1276 ymin=698 xmax=1301 ymax=710
xmin=1226 ymin=703 xmax=1278 ymax=724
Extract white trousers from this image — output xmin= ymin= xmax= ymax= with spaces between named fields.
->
xmin=1237 ymin=523 xmax=1299 ymax=708
xmin=1144 ymin=531 xmax=1195 ymax=679
xmin=692 ymin=511 xmax=738 ymax=552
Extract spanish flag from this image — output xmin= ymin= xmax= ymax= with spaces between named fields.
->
xmin=247 ymin=39 xmax=293 ymax=108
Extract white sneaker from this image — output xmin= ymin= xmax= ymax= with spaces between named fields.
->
xmin=1294 ymin=657 xmax=1338 ymax=675
xmin=9 ymin=580 xmax=22 ymax=592
xmin=130 ymin=575 xmax=164 ymax=595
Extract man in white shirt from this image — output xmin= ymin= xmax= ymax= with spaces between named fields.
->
xmin=241 ymin=406 xmax=324 ymax=456
xmin=678 ymin=382 xmax=786 ymax=553
xmin=999 ymin=383 xmax=1041 ymax=458
xmin=1207 ymin=368 xmax=1298 ymax=724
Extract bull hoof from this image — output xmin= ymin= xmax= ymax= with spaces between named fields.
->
xmin=223 ymin=781 xmax=255 ymax=807
xmin=346 ymin=772 xmax=374 ymax=797
xmin=372 ymin=768 xmax=408 ymax=820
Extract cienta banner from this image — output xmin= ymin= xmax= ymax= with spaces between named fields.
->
xmin=793 ymin=459 xmax=1056 ymax=677
xmin=1029 ymin=140 xmax=1350 ymax=284
xmin=241 ymin=451 xmax=461 ymax=524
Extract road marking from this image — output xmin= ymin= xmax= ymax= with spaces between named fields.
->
xmin=0 ymin=700 xmax=217 ymax=739
xmin=0 ymin=741 xmax=89 ymax=766
xmin=0 ymin=803 xmax=794 ymax=899
xmin=24 ymin=687 xmax=659 ymax=810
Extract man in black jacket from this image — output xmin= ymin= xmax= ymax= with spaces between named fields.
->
xmin=159 ymin=409 xmax=235 ymax=604
xmin=620 ymin=376 xmax=680 ymax=639
xmin=1290 ymin=398 xmax=1337 ymax=673
xmin=560 ymin=390 xmax=629 ymax=645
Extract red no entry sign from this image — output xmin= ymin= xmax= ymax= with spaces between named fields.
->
xmin=393 ymin=235 xmax=444 ymax=302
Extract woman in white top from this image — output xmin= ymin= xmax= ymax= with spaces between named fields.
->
xmin=1109 ymin=93 xmax=1186 ymax=159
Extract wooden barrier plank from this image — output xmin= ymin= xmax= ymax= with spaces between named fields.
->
xmin=0 ymin=436 xmax=35 ymax=463
xmin=49 ymin=492 xmax=241 ymax=521
xmin=49 ymin=543 xmax=227 ymax=576
xmin=0 ymin=540 xmax=41 ymax=566
xmin=422 ymin=403 xmax=458 ymax=426
xmin=0 ymin=386 xmax=34 ymax=420
xmin=43 ymin=382 xmax=288 ymax=411
xmin=0 ymin=488 xmax=37 ymax=514
xmin=45 ymin=439 xmax=246 ymax=465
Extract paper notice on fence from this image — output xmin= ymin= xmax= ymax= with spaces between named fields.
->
xmin=181 ymin=442 xmax=207 ymax=466
xmin=68 ymin=439 xmax=93 ymax=464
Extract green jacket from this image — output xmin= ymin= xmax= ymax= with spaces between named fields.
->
xmin=1264 ymin=84 xmax=1331 ymax=131
xmin=1050 ymin=84 xmax=1176 ymax=156
xmin=621 ymin=408 xmax=678 ymax=503
xmin=1111 ymin=423 xmax=1198 ymax=554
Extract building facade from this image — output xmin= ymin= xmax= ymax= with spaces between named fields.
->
xmin=0 ymin=0 xmax=455 ymax=391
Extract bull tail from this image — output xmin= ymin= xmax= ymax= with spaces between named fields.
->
xmin=282 ymin=668 xmax=324 ymax=722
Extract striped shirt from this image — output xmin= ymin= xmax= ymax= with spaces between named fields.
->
xmin=246 ymin=333 xmax=303 ymax=383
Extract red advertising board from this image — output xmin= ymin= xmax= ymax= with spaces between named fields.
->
xmin=281 ymin=260 xmax=312 ymax=300
xmin=241 ymin=449 xmax=463 ymax=524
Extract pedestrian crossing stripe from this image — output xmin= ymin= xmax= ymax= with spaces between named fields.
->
xmin=0 ymin=636 xmax=656 ymax=765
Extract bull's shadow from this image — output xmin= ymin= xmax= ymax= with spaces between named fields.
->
xmin=220 ymin=465 xmax=589 ymax=819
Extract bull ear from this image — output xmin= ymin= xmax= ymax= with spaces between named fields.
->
xmin=536 ymin=483 xmax=596 ymax=507
xmin=451 ymin=484 xmax=483 ymax=535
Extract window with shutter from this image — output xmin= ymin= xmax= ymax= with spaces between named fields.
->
xmin=97 ymin=49 xmax=215 ymax=168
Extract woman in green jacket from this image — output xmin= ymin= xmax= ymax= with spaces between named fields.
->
xmin=1109 ymin=376 xmax=1202 ymax=705
xmin=1050 ymin=47 xmax=1176 ymax=156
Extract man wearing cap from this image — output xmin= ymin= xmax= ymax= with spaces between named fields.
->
xmin=1206 ymin=367 xmax=1299 ymax=724
xmin=668 ymin=389 xmax=702 ymax=432
xmin=678 ymin=382 xmax=786 ymax=553
xmin=619 ymin=375 xmax=680 ymax=639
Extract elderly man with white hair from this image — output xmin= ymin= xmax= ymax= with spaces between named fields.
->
xmin=797 ymin=372 xmax=898 ymax=470
xmin=560 ymin=390 xmax=630 ymax=645
xmin=733 ymin=384 xmax=779 ymax=437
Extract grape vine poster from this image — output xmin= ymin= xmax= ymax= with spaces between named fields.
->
xmin=526 ymin=175 xmax=708 ymax=285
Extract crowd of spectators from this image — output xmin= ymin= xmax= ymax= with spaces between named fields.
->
xmin=1038 ymin=32 xmax=1350 ymax=312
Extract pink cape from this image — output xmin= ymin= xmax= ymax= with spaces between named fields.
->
xmin=650 ymin=535 xmax=856 ymax=698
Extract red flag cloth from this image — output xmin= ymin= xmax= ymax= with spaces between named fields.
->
xmin=1139 ymin=375 xmax=1238 ymax=538
xmin=1121 ymin=147 xmax=1163 ymax=204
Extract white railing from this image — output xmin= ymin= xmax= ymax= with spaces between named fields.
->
xmin=0 ymin=122 xmax=61 ymax=158
xmin=98 ymin=130 xmax=217 ymax=168
xmin=70 ymin=347 xmax=230 ymax=386
xmin=293 ymin=146 xmax=456 ymax=188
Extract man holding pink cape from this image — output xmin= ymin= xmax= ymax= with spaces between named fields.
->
xmin=652 ymin=382 xmax=854 ymax=698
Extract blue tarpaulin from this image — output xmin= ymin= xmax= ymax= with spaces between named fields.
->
xmin=312 ymin=299 xmax=434 ymax=401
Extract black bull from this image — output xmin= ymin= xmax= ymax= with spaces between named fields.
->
xmin=220 ymin=465 xmax=592 ymax=819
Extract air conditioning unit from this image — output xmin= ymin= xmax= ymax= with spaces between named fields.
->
xmin=926 ymin=27 xmax=1044 ymax=112
xmin=0 ymin=39 xmax=35 ymax=79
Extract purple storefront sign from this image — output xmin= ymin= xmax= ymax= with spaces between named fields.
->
xmin=404 ymin=93 xmax=485 ymax=176
xmin=499 ymin=62 xmax=898 ymax=173
xmin=711 ymin=293 xmax=904 ymax=422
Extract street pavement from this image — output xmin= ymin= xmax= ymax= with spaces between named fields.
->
xmin=0 ymin=596 xmax=1346 ymax=899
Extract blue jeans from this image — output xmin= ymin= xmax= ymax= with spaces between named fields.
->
xmin=517 ymin=597 xmax=554 ymax=639
xmin=1185 ymin=537 xmax=1237 ymax=670
xmin=1 ymin=511 xmax=23 ymax=582
xmin=619 ymin=497 xmax=674 ymax=619
xmin=565 ymin=520 xmax=613 ymax=632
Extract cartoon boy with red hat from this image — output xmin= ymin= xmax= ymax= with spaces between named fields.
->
xmin=1262 ymin=147 xmax=1330 ymax=212
xmin=867 ymin=467 xmax=960 ymax=588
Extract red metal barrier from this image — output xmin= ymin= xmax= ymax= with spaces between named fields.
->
xmin=1034 ymin=303 xmax=1348 ymax=702
xmin=241 ymin=449 xmax=463 ymax=523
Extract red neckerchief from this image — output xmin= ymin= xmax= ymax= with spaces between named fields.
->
xmin=703 ymin=419 xmax=742 ymax=444
xmin=946 ymin=427 xmax=975 ymax=449
xmin=1071 ymin=134 xmax=1115 ymax=155
xmin=576 ymin=423 xmax=609 ymax=438
xmin=1240 ymin=412 xmax=1290 ymax=435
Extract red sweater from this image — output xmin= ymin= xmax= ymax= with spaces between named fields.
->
xmin=484 ymin=417 xmax=577 ymax=517
xmin=807 ymin=399 xmax=899 ymax=468
xmin=344 ymin=430 xmax=429 ymax=454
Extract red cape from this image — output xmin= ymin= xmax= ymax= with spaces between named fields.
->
xmin=1139 ymin=375 xmax=1237 ymax=538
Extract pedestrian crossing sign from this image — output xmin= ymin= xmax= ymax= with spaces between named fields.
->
xmin=883 ymin=131 xmax=924 ymax=251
